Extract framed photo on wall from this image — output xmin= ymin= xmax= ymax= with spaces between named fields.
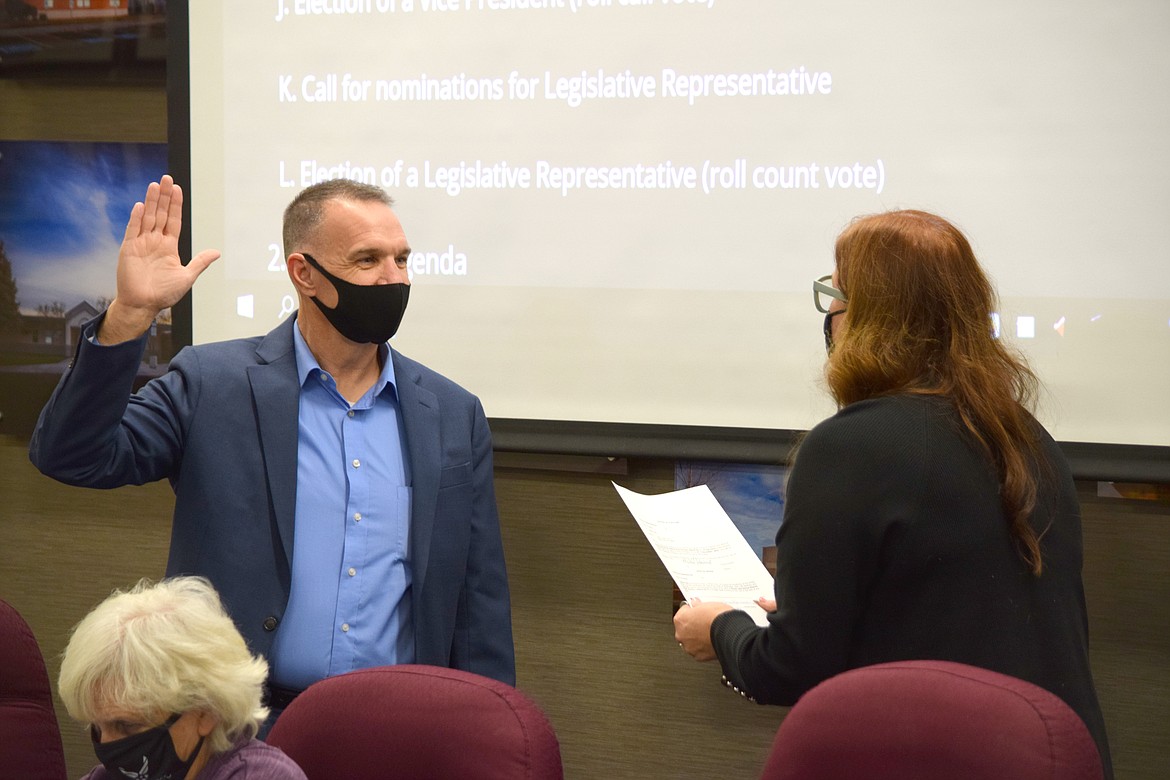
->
xmin=0 ymin=139 xmax=167 ymax=435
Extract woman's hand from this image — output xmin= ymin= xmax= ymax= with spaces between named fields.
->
xmin=673 ymin=598 xmax=734 ymax=662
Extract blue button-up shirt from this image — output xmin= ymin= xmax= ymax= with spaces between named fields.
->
xmin=269 ymin=325 xmax=413 ymax=689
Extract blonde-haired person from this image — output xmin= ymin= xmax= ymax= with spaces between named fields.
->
xmin=59 ymin=577 xmax=306 ymax=780
xmin=673 ymin=210 xmax=1112 ymax=777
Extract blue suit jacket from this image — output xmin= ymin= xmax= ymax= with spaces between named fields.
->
xmin=30 ymin=315 xmax=515 ymax=685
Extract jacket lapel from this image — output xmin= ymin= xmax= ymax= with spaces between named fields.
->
xmin=394 ymin=350 xmax=440 ymax=592
xmin=248 ymin=317 xmax=301 ymax=570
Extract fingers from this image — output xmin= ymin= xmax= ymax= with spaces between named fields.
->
xmin=138 ymin=175 xmax=175 ymax=236
xmin=140 ymin=177 xmax=163 ymax=233
xmin=164 ymin=180 xmax=185 ymax=238
xmin=187 ymin=249 xmax=222 ymax=279
xmin=123 ymin=175 xmax=194 ymax=252
xmin=123 ymin=201 xmax=145 ymax=243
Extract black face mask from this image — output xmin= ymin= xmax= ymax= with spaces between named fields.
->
xmin=91 ymin=713 xmax=206 ymax=780
xmin=823 ymin=309 xmax=845 ymax=354
xmin=302 ymin=252 xmax=410 ymax=344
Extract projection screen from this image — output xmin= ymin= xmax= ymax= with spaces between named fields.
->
xmin=173 ymin=0 xmax=1170 ymax=477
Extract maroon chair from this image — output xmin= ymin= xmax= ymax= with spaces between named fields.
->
xmin=0 ymin=598 xmax=68 ymax=780
xmin=267 ymin=664 xmax=563 ymax=780
xmin=760 ymin=660 xmax=1103 ymax=780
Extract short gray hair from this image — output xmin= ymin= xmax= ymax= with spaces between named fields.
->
xmin=58 ymin=577 xmax=269 ymax=755
xmin=282 ymin=179 xmax=395 ymax=255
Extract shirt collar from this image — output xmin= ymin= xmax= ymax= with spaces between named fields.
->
xmin=292 ymin=320 xmax=398 ymax=401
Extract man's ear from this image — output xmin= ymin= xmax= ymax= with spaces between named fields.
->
xmin=286 ymin=253 xmax=315 ymax=294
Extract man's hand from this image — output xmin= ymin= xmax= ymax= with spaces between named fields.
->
xmin=99 ymin=175 xmax=221 ymax=345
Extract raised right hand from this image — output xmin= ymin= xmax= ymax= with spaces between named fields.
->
xmin=98 ymin=175 xmax=221 ymax=344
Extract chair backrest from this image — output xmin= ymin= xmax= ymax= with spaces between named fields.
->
xmin=267 ymin=664 xmax=563 ymax=780
xmin=0 ymin=598 xmax=68 ymax=780
xmin=761 ymin=660 xmax=1103 ymax=780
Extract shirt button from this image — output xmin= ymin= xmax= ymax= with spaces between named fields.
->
xmin=348 ymin=567 xmax=356 ymax=577
xmin=341 ymin=623 xmax=350 ymax=632
xmin=353 ymin=512 xmax=362 ymax=522
xmin=347 ymin=410 xmax=355 ymax=417
xmin=352 ymin=459 xmax=361 ymax=468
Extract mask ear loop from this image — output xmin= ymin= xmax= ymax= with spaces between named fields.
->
xmin=299 ymin=252 xmax=335 ymax=301
xmin=823 ymin=309 xmax=846 ymax=353
xmin=163 ymin=712 xmax=207 ymax=776
xmin=300 ymin=252 xmax=326 ymax=274
xmin=179 ymin=732 xmax=209 ymax=773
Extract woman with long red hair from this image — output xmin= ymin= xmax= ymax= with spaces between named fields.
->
xmin=674 ymin=210 xmax=1111 ymax=776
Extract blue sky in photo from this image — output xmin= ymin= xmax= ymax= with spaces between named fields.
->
xmin=674 ymin=460 xmax=787 ymax=559
xmin=0 ymin=140 xmax=167 ymax=312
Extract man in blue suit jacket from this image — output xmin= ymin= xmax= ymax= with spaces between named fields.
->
xmin=30 ymin=175 xmax=515 ymax=705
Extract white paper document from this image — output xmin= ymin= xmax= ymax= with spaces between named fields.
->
xmin=614 ymin=482 xmax=774 ymax=627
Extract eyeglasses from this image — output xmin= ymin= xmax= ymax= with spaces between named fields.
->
xmin=813 ymin=275 xmax=848 ymax=314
